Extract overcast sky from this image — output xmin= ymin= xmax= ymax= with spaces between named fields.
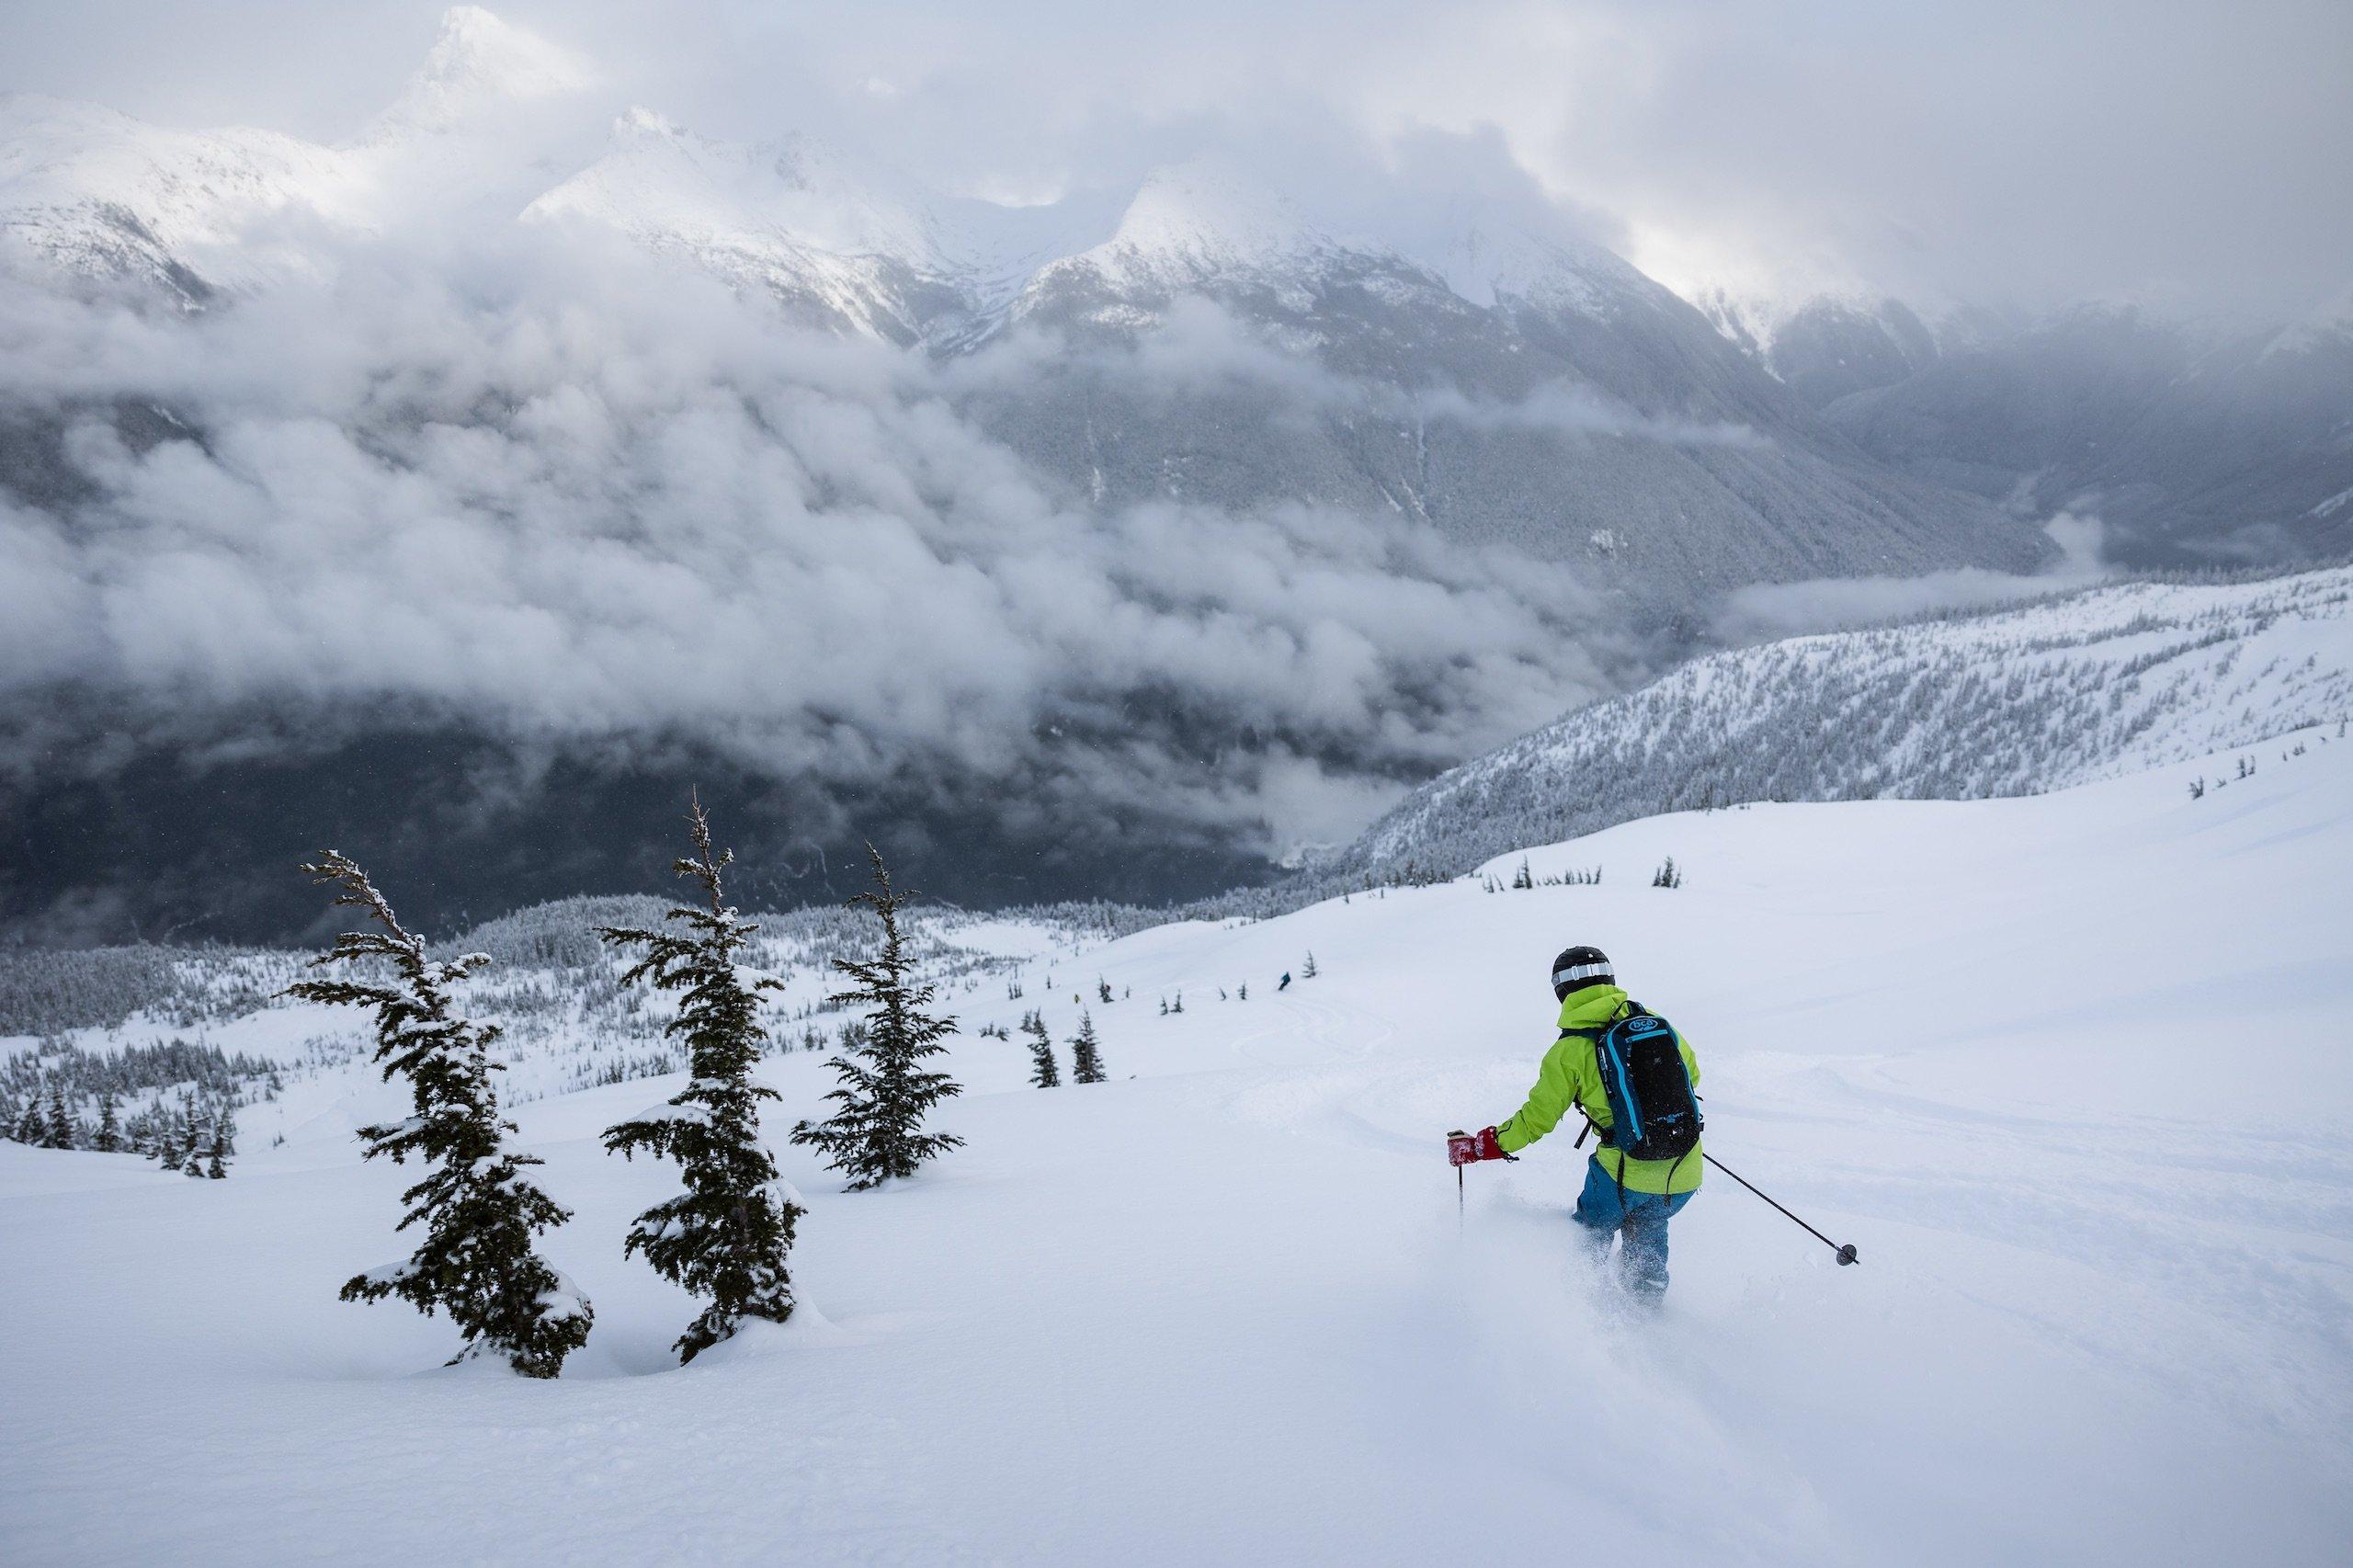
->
xmin=4 ymin=0 xmax=2347 ymax=319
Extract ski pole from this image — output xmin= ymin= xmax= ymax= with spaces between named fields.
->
xmin=1701 ymin=1152 xmax=1859 ymax=1266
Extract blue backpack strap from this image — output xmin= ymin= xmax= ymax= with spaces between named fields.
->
xmin=1558 ymin=1024 xmax=1608 ymax=1148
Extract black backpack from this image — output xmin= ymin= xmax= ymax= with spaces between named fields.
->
xmin=1566 ymin=1006 xmax=1700 ymax=1163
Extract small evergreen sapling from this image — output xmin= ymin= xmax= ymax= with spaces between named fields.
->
xmin=1069 ymin=1011 xmax=1108 ymax=1085
xmin=599 ymin=798 xmax=802 ymax=1363
xmin=793 ymin=846 xmax=964 ymax=1190
xmin=1301 ymin=952 xmax=1318 ymax=979
xmin=1021 ymin=1009 xmax=1061 ymax=1088
xmin=284 ymin=850 xmax=593 ymax=1378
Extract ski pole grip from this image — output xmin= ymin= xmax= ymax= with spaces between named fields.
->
xmin=1446 ymin=1131 xmax=1479 ymax=1167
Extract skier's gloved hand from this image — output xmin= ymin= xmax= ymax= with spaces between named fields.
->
xmin=1448 ymin=1127 xmax=1514 ymax=1165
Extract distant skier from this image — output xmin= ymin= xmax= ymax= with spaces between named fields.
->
xmin=1279 ymin=971 xmax=1291 ymax=991
xmin=1452 ymin=946 xmax=1703 ymax=1299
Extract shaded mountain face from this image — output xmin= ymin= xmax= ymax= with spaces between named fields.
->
xmin=1703 ymin=289 xmax=2353 ymax=566
xmin=0 ymin=719 xmax=1281 ymax=947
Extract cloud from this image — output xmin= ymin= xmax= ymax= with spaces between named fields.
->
xmin=5 ymin=2 xmax=2345 ymax=317
xmin=0 ymin=231 xmax=1631 ymax=858
xmin=1711 ymin=512 xmax=2113 ymax=642
xmin=941 ymin=298 xmax=1768 ymax=449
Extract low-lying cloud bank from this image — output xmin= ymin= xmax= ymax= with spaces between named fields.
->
xmin=0 ymin=236 xmax=1677 ymax=879
xmin=1711 ymin=512 xmax=2113 ymax=642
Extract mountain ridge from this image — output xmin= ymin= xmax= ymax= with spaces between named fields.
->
xmin=1325 ymin=562 xmax=2353 ymax=886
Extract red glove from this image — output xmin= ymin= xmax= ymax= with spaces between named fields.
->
xmin=1447 ymin=1127 xmax=1513 ymax=1165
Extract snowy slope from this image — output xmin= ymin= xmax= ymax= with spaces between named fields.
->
xmin=0 ymin=94 xmax=361 ymax=303
xmin=1341 ymin=564 xmax=2353 ymax=883
xmin=3 ymin=732 xmax=2349 ymax=1564
xmin=0 ymin=8 xmax=594 ymax=302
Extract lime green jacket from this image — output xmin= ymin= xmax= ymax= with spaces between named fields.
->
xmin=1495 ymin=984 xmax=1703 ymax=1195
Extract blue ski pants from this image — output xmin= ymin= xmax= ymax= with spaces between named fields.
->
xmin=1573 ymin=1156 xmax=1694 ymax=1297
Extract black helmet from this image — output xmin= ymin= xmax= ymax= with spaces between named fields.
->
xmin=1551 ymin=945 xmax=1613 ymax=1001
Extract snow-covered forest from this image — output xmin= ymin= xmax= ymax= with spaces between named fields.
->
xmin=1335 ymin=563 xmax=2352 ymax=888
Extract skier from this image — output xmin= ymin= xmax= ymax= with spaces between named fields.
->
xmin=1452 ymin=946 xmax=1703 ymax=1299
xmin=1279 ymin=971 xmax=1292 ymax=991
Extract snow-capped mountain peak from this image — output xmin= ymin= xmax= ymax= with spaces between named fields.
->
xmin=1419 ymin=210 xmax=1645 ymax=317
xmin=365 ymin=6 xmax=596 ymax=142
xmin=1093 ymin=159 xmax=1328 ymax=271
xmin=2262 ymin=279 xmax=2353 ymax=358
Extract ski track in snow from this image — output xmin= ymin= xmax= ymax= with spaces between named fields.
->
xmin=5 ymin=734 xmax=2353 ymax=1564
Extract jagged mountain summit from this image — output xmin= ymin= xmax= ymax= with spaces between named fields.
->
xmin=0 ymin=6 xmax=2053 ymax=603
xmin=363 ymin=3 xmax=595 ymax=142
xmin=521 ymin=108 xmax=1124 ymax=349
xmin=5 ymin=7 xmax=2339 ymax=572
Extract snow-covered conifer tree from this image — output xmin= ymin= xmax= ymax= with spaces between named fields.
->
xmin=41 ymin=1085 xmax=74 ymax=1149
xmin=284 ymin=850 xmax=592 ymax=1378
xmin=793 ymin=846 xmax=963 ymax=1189
xmin=1302 ymin=952 xmax=1318 ymax=980
xmin=94 ymin=1093 xmax=122 ymax=1153
xmin=599 ymin=797 xmax=801 ymax=1362
xmin=1021 ymin=1010 xmax=1061 ymax=1088
xmin=1069 ymin=1010 xmax=1108 ymax=1085
xmin=180 ymin=1106 xmax=211 ymax=1176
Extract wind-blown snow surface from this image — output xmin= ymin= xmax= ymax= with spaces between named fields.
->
xmin=5 ymin=736 xmax=2351 ymax=1564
